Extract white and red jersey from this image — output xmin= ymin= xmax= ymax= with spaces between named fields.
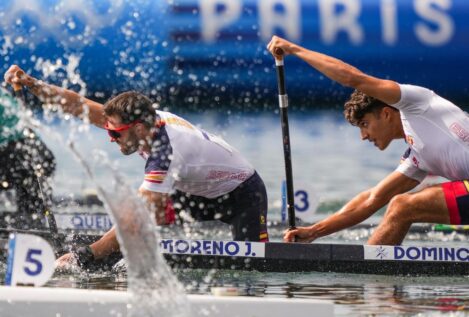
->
xmin=393 ymin=84 xmax=469 ymax=182
xmin=139 ymin=110 xmax=254 ymax=198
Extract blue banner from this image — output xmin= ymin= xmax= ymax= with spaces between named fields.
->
xmin=1 ymin=0 xmax=468 ymax=104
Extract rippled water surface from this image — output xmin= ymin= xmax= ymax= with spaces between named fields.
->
xmin=43 ymin=268 xmax=469 ymax=317
xmin=3 ymin=110 xmax=469 ymax=316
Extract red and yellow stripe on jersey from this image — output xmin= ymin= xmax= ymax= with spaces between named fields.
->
xmin=144 ymin=171 xmax=167 ymax=184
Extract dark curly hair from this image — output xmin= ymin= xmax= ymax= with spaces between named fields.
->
xmin=344 ymin=90 xmax=392 ymax=126
xmin=104 ymin=91 xmax=157 ymax=128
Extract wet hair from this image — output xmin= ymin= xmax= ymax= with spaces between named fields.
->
xmin=104 ymin=91 xmax=157 ymax=128
xmin=343 ymin=90 xmax=392 ymax=126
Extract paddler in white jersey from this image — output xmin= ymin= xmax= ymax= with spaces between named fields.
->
xmin=5 ymin=66 xmax=269 ymax=270
xmin=267 ymin=36 xmax=469 ymax=245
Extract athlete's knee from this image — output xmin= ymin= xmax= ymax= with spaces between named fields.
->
xmin=384 ymin=194 xmax=412 ymax=223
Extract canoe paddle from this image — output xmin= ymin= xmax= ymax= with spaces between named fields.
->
xmin=10 ymin=71 xmax=61 ymax=253
xmin=274 ymin=48 xmax=297 ymax=237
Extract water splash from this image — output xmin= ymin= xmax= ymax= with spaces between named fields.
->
xmin=32 ymin=117 xmax=190 ymax=316
xmin=68 ymin=143 xmax=189 ymax=317
xmin=19 ymin=63 xmax=189 ymax=314
xmin=34 ymin=54 xmax=88 ymax=97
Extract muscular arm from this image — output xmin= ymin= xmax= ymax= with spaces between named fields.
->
xmin=89 ymin=189 xmax=168 ymax=258
xmin=284 ymin=171 xmax=419 ymax=242
xmin=138 ymin=188 xmax=170 ymax=225
xmin=89 ymin=227 xmax=120 ymax=260
xmin=267 ymin=36 xmax=401 ymax=105
xmin=56 ymin=189 xmax=170 ymax=268
xmin=4 ymin=65 xmax=106 ymax=127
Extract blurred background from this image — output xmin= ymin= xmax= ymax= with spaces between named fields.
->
xmin=1 ymin=0 xmax=468 ymax=218
xmin=2 ymin=3 xmax=469 ymax=316
xmin=1 ymin=0 xmax=468 ymax=108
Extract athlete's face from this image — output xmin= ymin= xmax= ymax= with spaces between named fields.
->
xmin=357 ymin=109 xmax=395 ymax=150
xmin=105 ymin=115 xmax=141 ymax=155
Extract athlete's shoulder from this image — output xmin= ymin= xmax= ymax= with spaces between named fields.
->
xmin=397 ymin=84 xmax=434 ymax=99
xmin=157 ymin=110 xmax=195 ymax=129
xmin=391 ymin=84 xmax=435 ymax=113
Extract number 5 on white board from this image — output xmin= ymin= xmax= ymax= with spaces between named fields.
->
xmin=5 ymin=233 xmax=56 ymax=287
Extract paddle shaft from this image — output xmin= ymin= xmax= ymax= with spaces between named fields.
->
xmin=275 ymin=54 xmax=296 ymax=231
xmin=10 ymin=73 xmax=60 ymax=246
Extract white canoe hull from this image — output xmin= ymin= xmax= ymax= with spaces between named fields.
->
xmin=0 ymin=286 xmax=334 ymax=317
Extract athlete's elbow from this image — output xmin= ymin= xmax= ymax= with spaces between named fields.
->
xmin=364 ymin=193 xmax=390 ymax=215
xmin=340 ymin=67 xmax=367 ymax=89
xmin=338 ymin=72 xmax=355 ymax=88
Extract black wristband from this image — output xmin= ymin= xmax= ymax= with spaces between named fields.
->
xmin=73 ymin=245 xmax=94 ymax=268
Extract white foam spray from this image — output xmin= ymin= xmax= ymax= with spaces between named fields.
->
xmin=17 ymin=54 xmax=190 ymax=316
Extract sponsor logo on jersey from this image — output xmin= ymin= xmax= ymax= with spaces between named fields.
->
xmin=206 ymin=170 xmax=250 ymax=181
xmin=450 ymin=122 xmax=469 ymax=143
xmin=159 ymin=239 xmax=265 ymax=257
xmin=365 ymin=245 xmax=469 ymax=262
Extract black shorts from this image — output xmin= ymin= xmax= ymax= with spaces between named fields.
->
xmin=171 ymin=171 xmax=269 ymax=242
xmin=0 ymin=133 xmax=55 ymax=229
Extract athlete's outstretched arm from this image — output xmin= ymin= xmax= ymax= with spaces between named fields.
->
xmin=55 ymin=225 xmax=120 ymax=270
xmin=284 ymin=171 xmax=419 ymax=243
xmin=55 ymin=189 xmax=169 ymax=269
xmin=4 ymin=65 xmax=106 ymax=128
xmin=267 ymin=36 xmax=401 ymax=106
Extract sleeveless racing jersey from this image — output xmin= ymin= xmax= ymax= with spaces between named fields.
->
xmin=0 ymin=88 xmax=24 ymax=146
xmin=393 ymin=84 xmax=469 ymax=182
xmin=140 ymin=110 xmax=255 ymax=198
